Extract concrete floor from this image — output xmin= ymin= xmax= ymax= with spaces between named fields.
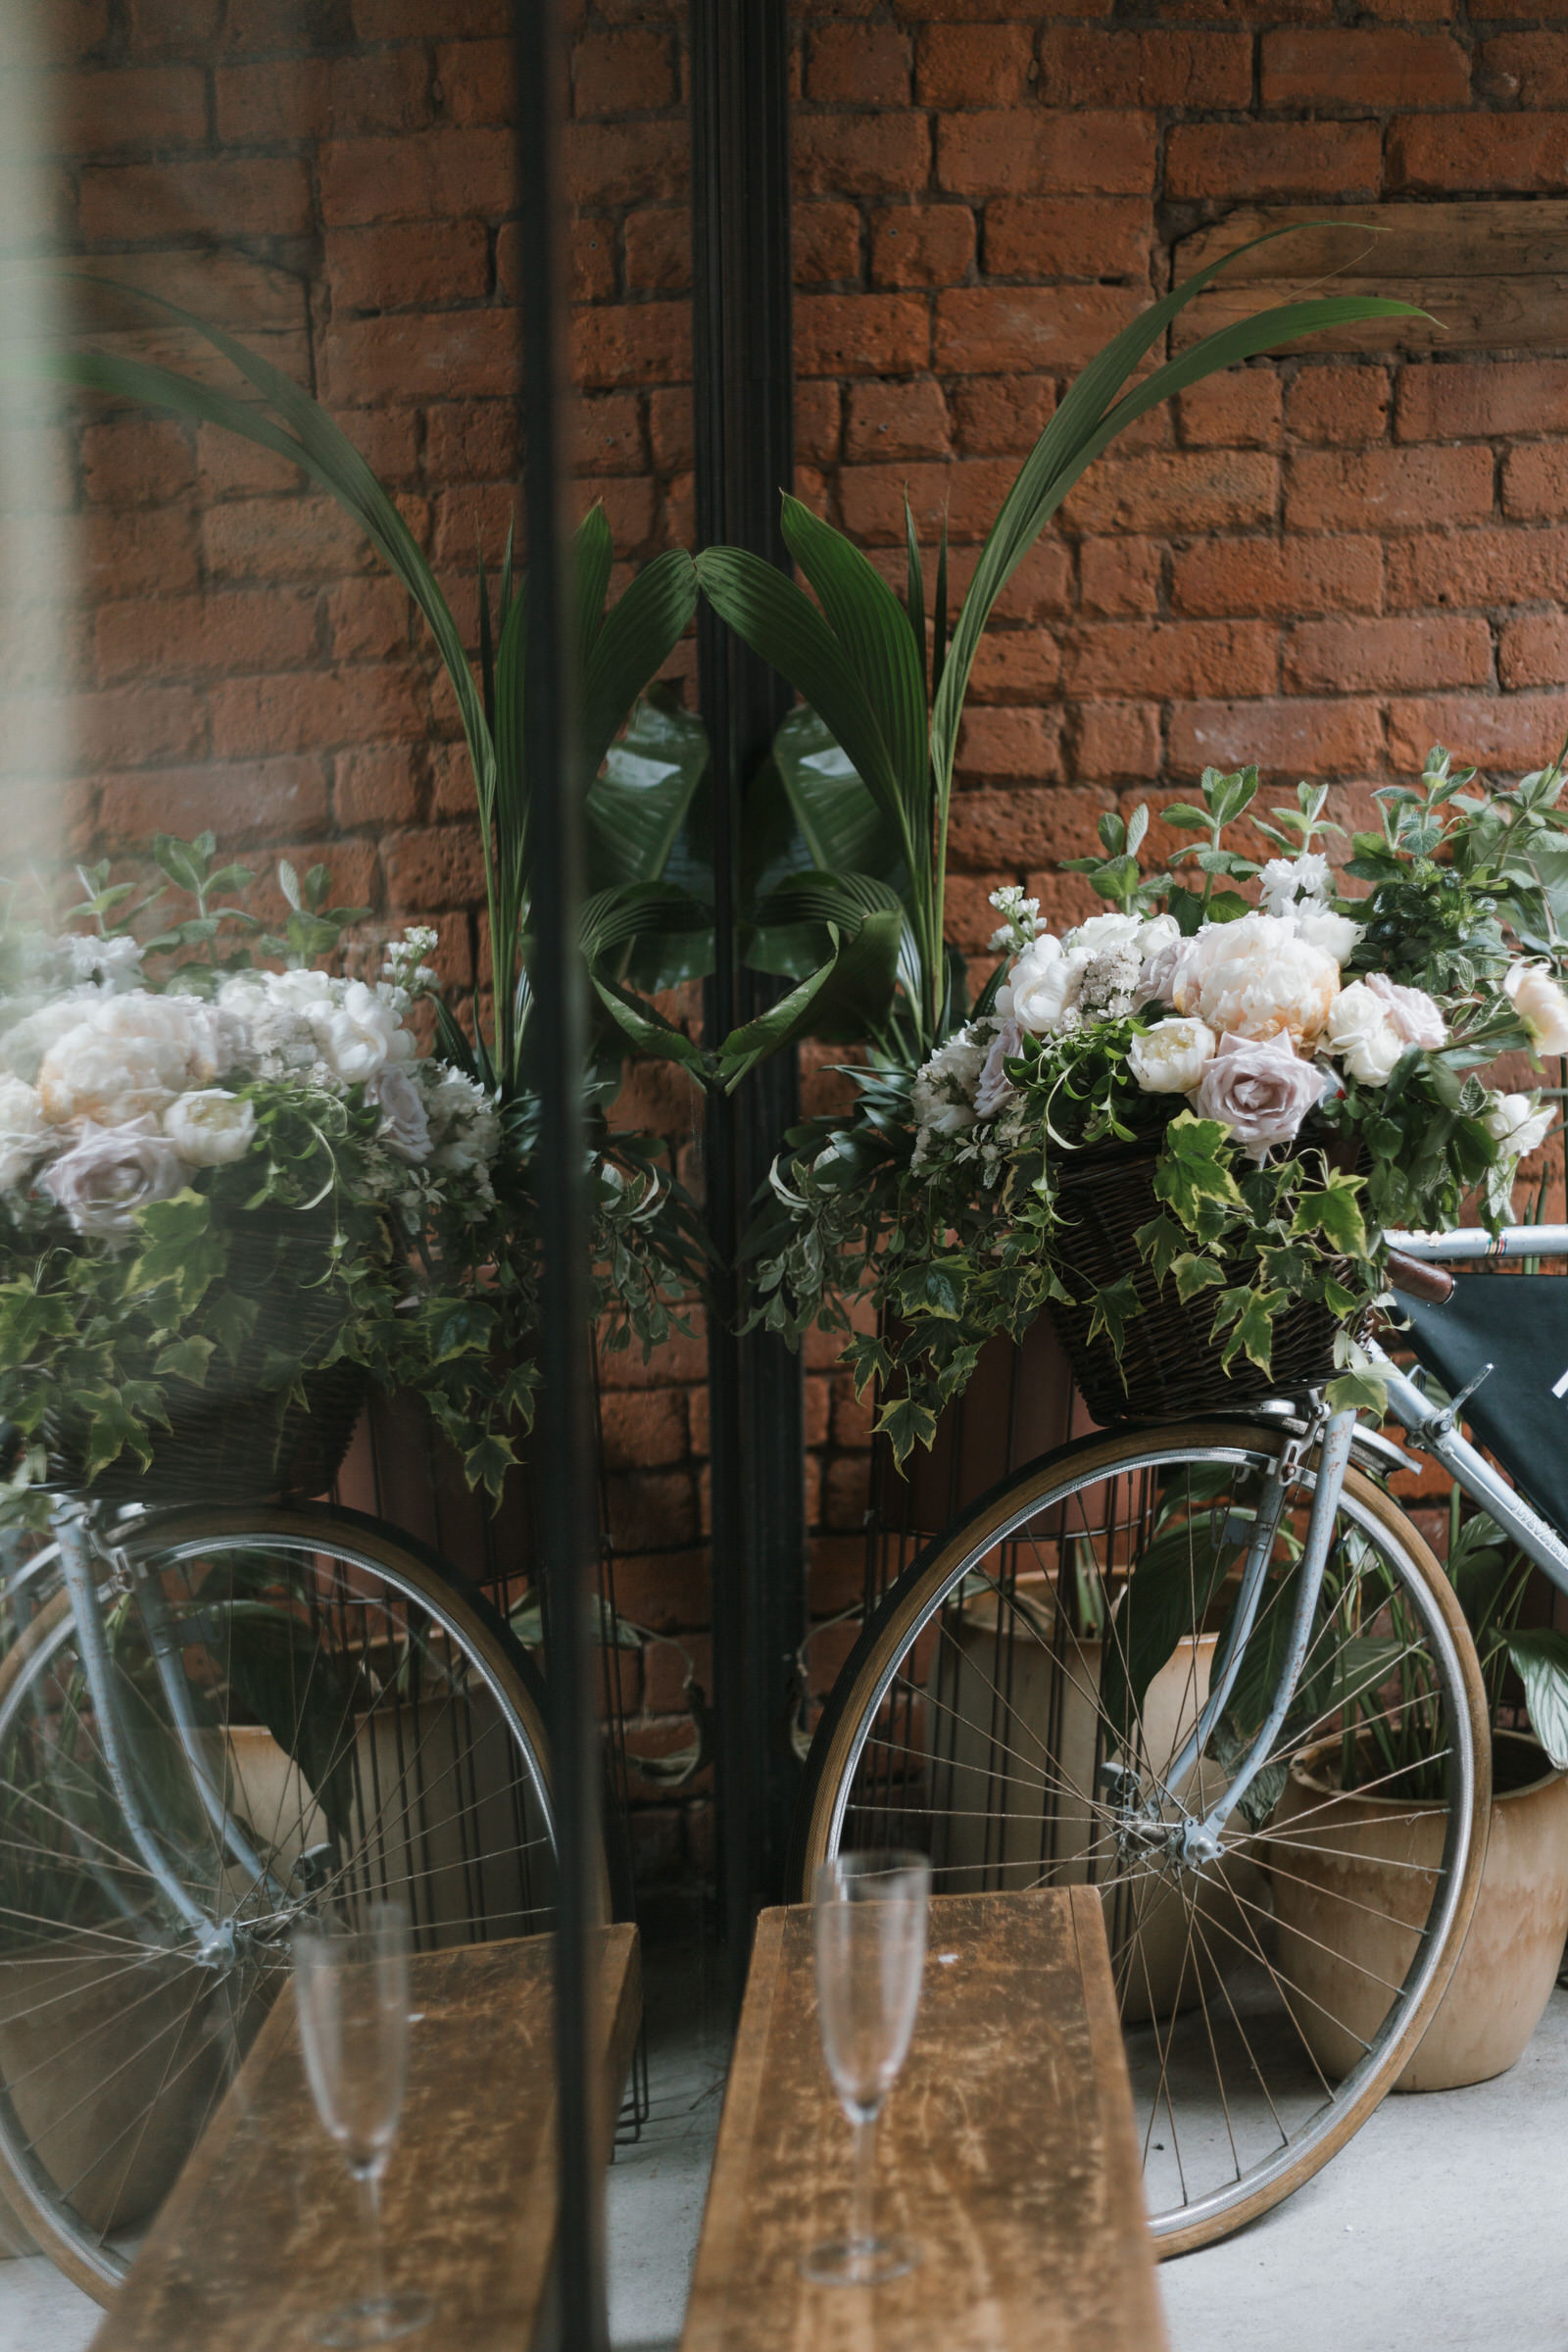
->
xmin=5 ymin=1976 xmax=1566 ymax=2352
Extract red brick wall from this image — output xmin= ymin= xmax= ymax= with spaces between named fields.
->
xmin=12 ymin=0 xmax=1568 ymax=1892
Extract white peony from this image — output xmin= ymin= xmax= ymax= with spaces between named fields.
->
xmin=163 ymin=1090 xmax=258 ymax=1168
xmin=0 ymin=995 xmax=103 ymax=1085
xmin=41 ymin=1118 xmax=186 ymax=1236
xmin=1365 ymin=971 xmax=1446 ymax=1050
xmin=1000 ymin=934 xmax=1084 ymax=1036
xmin=1292 ymin=905 xmax=1364 ymax=966
xmin=1485 ymin=1092 xmax=1555 ymax=1161
xmin=1174 ymin=912 xmax=1340 ymax=1048
xmin=1258 ymin=853 xmax=1331 ymax=917
xmin=1192 ymin=1033 xmax=1327 ymax=1160
xmin=1128 ymin=1016 xmax=1217 ymax=1095
xmin=313 ymin=980 xmax=413 ymax=1085
xmin=1505 ymin=961 xmax=1568 ymax=1056
xmin=1325 ymin=981 xmax=1404 ymax=1085
xmin=36 ymin=991 xmax=242 ymax=1126
xmin=0 ymin=1075 xmax=46 ymax=1192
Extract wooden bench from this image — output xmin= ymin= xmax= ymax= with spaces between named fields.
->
xmin=91 ymin=1925 xmax=641 ymax=2352
xmin=681 ymin=1886 xmax=1166 ymax=2352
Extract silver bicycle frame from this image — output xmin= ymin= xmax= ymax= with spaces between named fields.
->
xmin=49 ymin=1501 xmax=284 ymax=1957
xmin=1167 ymin=1222 xmax=1568 ymax=1848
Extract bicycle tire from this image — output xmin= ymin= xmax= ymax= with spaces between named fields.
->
xmin=791 ymin=1419 xmax=1491 ymax=2256
xmin=0 ymin=1500 xmax=567 ymax=2301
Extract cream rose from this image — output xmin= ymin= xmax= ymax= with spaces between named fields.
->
xmin=1128 ymin=1016 xmax=1217 ymax=1095
xmin=41 ymin=1118 xmax=185 ymax=1236
xmin=973 ymin=1018 xmax=1022 ymax=1120
xmin=163 ymin=1089 xmax=258 ymax=1168
xmin=1364 ymin=971 xmax=1446 ymax=1049
xmin=1000 ymin=935 xmax=1084 ymax=1036
xmin=1173 ymin=912 xmax=1340 ymax=1048
xmin=1192 ymin=1033 xmax=1327 ymax=1160
xmin=1485 ymin=1092 xmax=1555 ymax=1161
xmin=367 ymin=1065 xmax=432 ymax=1162
xmin=1142 ymin=927 xmax=1194 ymax=1010
xmin=1325 ymin=981 xmax=1404 ymax=1085
xmin=1505 ymin=961 xmax=1568 ymax=1056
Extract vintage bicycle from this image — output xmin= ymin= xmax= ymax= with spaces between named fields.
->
xmin=0 ymin=1465 xmax=561 ymax=2300
xmin=790 ymin=1226 xmax=1568 ymax=2255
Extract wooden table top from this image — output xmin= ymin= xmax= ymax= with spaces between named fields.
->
xmin=91 ymin=1924 xmax=640 ymax=2352
xmin=681 ymin=1886 xmax=1167 ymax=2352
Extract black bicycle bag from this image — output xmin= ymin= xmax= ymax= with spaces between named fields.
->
xmin=1397 ymin=1271 xmax=1568 ymax=1537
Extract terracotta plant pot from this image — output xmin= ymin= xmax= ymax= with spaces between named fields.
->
xmin=1268 ymin=1729 xmax=1568 ymax=2090
xmin=0 ymin=1939 xmax=230 ymax=2237
xmin=927 ymin=1587 xmax=1265 ymax=2023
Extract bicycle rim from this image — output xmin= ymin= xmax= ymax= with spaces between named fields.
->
xmin=793 ymin=1422 xmax=1490 ymax=2255
xmin=0 ymin=1503 xmax=559 ymax=2299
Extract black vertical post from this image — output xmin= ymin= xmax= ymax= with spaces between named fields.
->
xmin=690 ymin=0 xmax=805 ymax=1993
xmin=514 ymin=5 xmax=607 ymax=2348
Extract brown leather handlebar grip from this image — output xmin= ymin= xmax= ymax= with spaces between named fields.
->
xmin=1387 ymin=1250 xmax=1454 ymax=1305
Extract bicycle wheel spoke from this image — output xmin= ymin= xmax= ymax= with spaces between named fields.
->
xmin=0 ymin=1518 xmax=561 ymax=2294
xmin=808 ymin=1425 xmax=1484 ymax=2254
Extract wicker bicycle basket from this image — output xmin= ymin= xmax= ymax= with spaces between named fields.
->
xmin=1045 ymin=1143 xmax=1344 ymax=1423
xmin=51 ymin=1209 xmax=373 ymax=1505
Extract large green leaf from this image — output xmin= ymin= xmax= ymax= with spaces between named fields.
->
xmin=574 ymin=501 xmax=615 ymax=674
xmin=45 ymin=282 xmax=493 ymax=796
xmin=694 ymin=547 xmax=911 ymax=864
xmin=1508 ymin=1631 xmax=1568 ymax=1768
xmin=578 ymin=548 xmax=700 ymax=790
xmin=716 ymin=906 xmax=903 ymax=1087
xmin=931 ymin=241 xmax=1429 ymax=800
xmin=769 ymin=706 xmax=904 ymax=886
xmin=591 ymin=978 xmax=710 ymax=1077
xmin=586 ymin=688 xmax=710 ymax=894
xmin=780 ymin=495 xmax=928 ymax=826
xmin=581 ymin=881 xmax=711 ymax=966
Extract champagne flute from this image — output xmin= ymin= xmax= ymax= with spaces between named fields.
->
xmin=801 ymin=1849 xmax=930 ymax=2287
xmin=293 ymin=1902 xmax=432 ymax=2347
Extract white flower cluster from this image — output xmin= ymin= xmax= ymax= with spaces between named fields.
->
xmin=986 ymin=884 xmax=1041 ymax=956
xmin=0 ymin=950 xmax=502 ymax=1240
xmin=909 ymin=850 xmax=1565 ymax=1173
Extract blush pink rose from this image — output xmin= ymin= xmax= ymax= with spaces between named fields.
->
xmin=1190 ymin=1032 xmax=1327 ymax=1163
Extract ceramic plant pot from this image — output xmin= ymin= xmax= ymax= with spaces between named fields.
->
xmin=1268 ymin=1728 xmax=1568 ymax=2090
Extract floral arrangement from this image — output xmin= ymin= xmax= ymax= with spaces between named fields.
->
xmin=0 ymin=835 xmax=692 ymax=1523
xmin=750 ymin=750 xmax=1568 ymax=1461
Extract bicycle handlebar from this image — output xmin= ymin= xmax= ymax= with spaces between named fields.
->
xmin=1384 ymin=1225 xmax=1568 ymax=1262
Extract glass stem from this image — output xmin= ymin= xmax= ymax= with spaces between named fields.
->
xmin=849 ymin=2108 xmax=879 ymax=2252
xmin=357 ymin=2158 xmax=388 ymax=2313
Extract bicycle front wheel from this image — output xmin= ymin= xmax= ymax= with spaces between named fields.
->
xmin=793 ymin=1420 xmax=1490 ymax=2255
xmin=0 ymin=1502 xmax=560 ymax=2300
